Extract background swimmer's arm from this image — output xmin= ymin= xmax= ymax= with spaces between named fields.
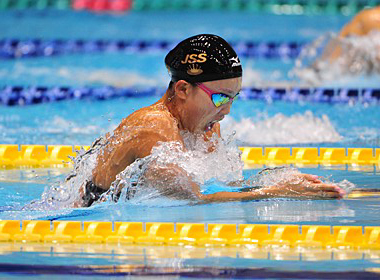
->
xmin=322 ymin=7 xmax=380 ymax=61
xmin=316 ymin=9 xmax=367 ymax=64
xmin=317 ymin=20 xmax=360 ymax=62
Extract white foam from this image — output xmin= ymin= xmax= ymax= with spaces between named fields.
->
xmin=22 ymin=139 xmax=106 ymax=210
xmin=73 ymin=68 xmax=161 ymax=87
xmin=291 ymin=31 xmax=380 ymax=87
xmin=220 ymin=111 xmax=342 ymax=145
xmin=103 ymin=132 xmax=245 ymax=205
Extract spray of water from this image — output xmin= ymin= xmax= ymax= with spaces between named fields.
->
xmin=221 ymin=111 xmax=342 ymax=145
xmin=246 ymin=166 xmax=356 ymax=197
xmin=290 ymin=31 xmax=380 ymax=86
xmin=100 ymin=132 xmax=245 ymax=205
xmin=23 ymin=129 xmax=354 ymax=210
xmin=22 ymin=137 xmax=107 ymax=210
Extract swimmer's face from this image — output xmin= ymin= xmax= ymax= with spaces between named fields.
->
xmin=186 ymin=77 xmax=242 ymax=133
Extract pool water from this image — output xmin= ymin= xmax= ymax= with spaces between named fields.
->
xmin=0 ymin=7 xmax=380 ymax=278
xmin=0 ymin=166 xmax=378 ymax=225
xmin=0 ymin=243 xmax=379 ymax=278
xmin=0 ymin=164 xmax=379 ymax=277
xmin=1 ymin=96 xmax=379 ymax=147
xmin=1 ymin=10 xmax=379 ymax=88
xmin=1 ymin=12 xmax=379 ymax=147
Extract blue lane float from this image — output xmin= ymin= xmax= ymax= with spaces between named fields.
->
xmin=0 ymin=39 xmax=304 ymax=59
xmin=1 ymin=86 xmax=379 ymax=106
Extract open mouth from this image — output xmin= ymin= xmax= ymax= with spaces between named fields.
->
xmin=205 ymin=117 xmax=224 ymax=132
xmin=205 ymin=121 xmax=216 ymax=132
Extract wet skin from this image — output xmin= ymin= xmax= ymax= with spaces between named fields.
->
xmin=92 ymin=78 xmax=238 ymax=189
xmin=340 ymin=6 xmax=380 ymax=37
xmin=91 ymin=77 xmax=344 ymax=202
xmin=327 ymin=6 xmax=380 ymax=61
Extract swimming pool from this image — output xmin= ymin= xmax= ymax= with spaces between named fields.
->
xmin=1 ymin=3 xmax=380 ymax=278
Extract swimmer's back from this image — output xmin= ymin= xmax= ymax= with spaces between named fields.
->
xmin=341 ymin=6 xmax=380 ymax=37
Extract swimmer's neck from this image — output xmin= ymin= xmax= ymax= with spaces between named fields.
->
xmin=162 ymin=90 xmax=186 ymax=131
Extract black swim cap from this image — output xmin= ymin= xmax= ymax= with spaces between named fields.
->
xmin=165 ymin=34 xmax=242 ymax=83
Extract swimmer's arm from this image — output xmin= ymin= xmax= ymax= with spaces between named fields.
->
xmin=199 ymin=183 xmax=343 ymax=202
xmin=201 ymin=172 xmax=344 ymax=201
xmin=144 ymin=164 xmax=261 ymax=201
xmin=318 ymin=11 xmax=365 ymax=62
xmin=93 ymin=117 xmax=183 ymax=189
xmin=320 ymin=7 xmax=380 ymax=63
xmin=198 ymin=190 xmax=268 ymax=202
xmin=146 ymin=164 xmax=344 ymax=201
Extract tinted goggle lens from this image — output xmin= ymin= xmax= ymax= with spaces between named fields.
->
xmin=211 ymin=93 xmax=239 ymax=107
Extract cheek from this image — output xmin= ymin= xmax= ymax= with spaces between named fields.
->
xmin=195 ymin=102 xmax=215 ymax=120
xmin=189 ymin=94 xmax=215 ymax=118
xmin=188 ymin=105 xmax=207 ymax=121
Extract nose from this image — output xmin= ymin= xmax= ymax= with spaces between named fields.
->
xmin=219 ymin=101 xmax=232 ymax=115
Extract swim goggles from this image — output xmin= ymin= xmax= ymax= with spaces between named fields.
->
xmin=196 ymin=83 xmax=239 ymax=108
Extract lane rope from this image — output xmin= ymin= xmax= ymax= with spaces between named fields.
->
xmin=0 ymin=39 xmax=303 ymax=59
xmin=0 ymin=145 xmax=379 ymax=168
xmin=0 ymin=220 xmax=379 ymax=249
xmin=0 ymin=0 xmax=378 ymax=15
xmin=1 ymin=86 xmax=379 ymax=106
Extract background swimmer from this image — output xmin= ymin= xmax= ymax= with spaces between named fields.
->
xmin=339 ymin=6 xmax=380 ymax=38
xmin=293 ymin=6 xmax=380 ymax=85
xmin=77 ymin=34 xmax=344 ymax=207
xmin=328 ymin=5 xmax=380 ymax=61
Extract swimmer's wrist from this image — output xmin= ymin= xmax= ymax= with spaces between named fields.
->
xmin=251 ymin=186 xmax=280 ymax=198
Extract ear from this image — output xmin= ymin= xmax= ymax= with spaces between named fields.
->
xmin=173 ymin=80 xmax=191 ymax=100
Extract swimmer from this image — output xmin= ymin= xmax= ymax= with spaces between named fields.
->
xmin=322 ymin=6 xmax=380 ymax=64
xmin=295 ymin=6 xmax=380 ymax=84
xmin=339 ymin=6 xmax=380 ymax=38
xmin=77 ymin=34 xmax=344 ymax=207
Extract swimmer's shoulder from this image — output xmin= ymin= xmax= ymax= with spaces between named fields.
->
xmin=115 ymin=102 xmax=181 ymax=142
xmin=127 ymin=103 xmax=178 ymax=129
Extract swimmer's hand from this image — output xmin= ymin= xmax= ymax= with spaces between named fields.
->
xmin=145 ymin=162 xmax=344 ymax=202
xmin=256 ymin=173 xmax=345 ymax=199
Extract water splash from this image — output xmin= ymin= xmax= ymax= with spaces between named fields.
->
xmin=291 ymin=31 xmax=380 ymax=86
xmin=335 ymin=179 xmax=356 ymax=194
xmin=21 ymin=129 xmax=352 ymax=211
xmin=20 ymin=131 xmax=246 ymax=210
xmin=221 ymin=111 xmax=342 ymax=145
xmin=69 ymin=68 xmax=161 ymax=88
xmin=102 ymin=132 xmax=245 ymax=205
xmin=248 ymin=166 xmax=301 ymax=188
xmin=22 ymin=138 xmax=107 ymax=210
xmin=246 ymin=166 xmax=356 ymax=199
